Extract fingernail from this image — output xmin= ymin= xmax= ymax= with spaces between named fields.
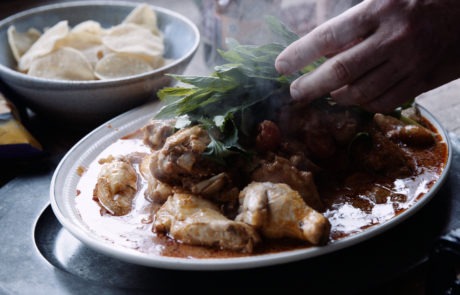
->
xmin=275 ymin=60 xmax=290 ymax=74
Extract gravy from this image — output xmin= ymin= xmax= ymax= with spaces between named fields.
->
xmin=75 ymin=116 xmax=448 ymax=258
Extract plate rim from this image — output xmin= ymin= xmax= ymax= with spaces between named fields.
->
xmin=49 ymin=102 xmax=453 ymax=271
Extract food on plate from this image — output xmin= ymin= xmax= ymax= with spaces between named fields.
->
xmin=74 ymin=17 xmax=448 ymax=258
xmin=153 ymin=192 xmax=260 ymax=253
xmin=7 ymin=3 xmax=166 ymax=80
xmin=93 ymin=155 xmax=138 ymax=216
xmin=236 ymin=182 xmax=330 ymax=245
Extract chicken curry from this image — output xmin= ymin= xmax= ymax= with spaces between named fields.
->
xmin=74 ymin=17 xmax=448 ymax=259
xmin=74 ymin=100 xmax=448 ymax=258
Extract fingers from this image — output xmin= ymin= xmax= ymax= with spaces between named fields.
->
xmin=331 ymin=59 xmax=407 ymax=106
xmin=275 ymin=2 xmax=374 ymax=75
xmin=288 ymin=35 xmax=387 ymax=102
xmin=360 ymin=77 xmax=419 ymax=113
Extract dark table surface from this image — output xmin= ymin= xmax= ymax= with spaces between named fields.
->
xmin=1 ymin=122 xmax=459 ymax=295
xmin=1 ymin=1 xmax=460 ymax=294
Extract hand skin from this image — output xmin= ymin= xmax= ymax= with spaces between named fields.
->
xmin=275 ymin=0 xmax=460 ymax=113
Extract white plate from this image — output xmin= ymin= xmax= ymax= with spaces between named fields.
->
xmin=50 ymin=102 xmax=452 ymax=270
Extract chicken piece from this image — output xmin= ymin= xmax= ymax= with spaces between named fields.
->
xmin=141 ymin=153 xmax=238 ymax=212
xmin=141 ymin=118 xmax=176 ymax=150
xmin=184 ymin=172 xmax=240 ymax=207
xmin=251 ymin=155 xmax=323 ymax=211
xmin=153 ymin=193 xmax=260 ymax=253
xmin=279 ymin=140 xmax=322 ymax=174
xmin=255 ymin=120 xmax=281 ymax=152
xmin=140 ymin=154 xmax=174 ymax=204
xmin=352 ymin=130 xmax=414 ymax=177
xmin=93 ymin=156 xmax=137 ymax=216
xmin=144 ymin=173 xmax=174 ymax=205
xmin=278 ymin=102 xmax=361 ymax=159
xmin=373 ymin=113 xmax=435 ymax=147
xmin=236 ymin=182 xmax=331 ymax=245
xmin=188 ymin=172 xmax=229 ymax=196
xmin=149 ymin=125 xmax=219 ymax=185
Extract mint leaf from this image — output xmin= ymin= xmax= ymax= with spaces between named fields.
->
xmin=155 ymin=17 xmax=322 ymax=165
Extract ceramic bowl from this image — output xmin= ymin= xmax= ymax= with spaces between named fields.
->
xmin=0 ymin=1 xmax=200 ymax=127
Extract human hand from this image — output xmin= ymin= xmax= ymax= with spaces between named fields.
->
xmin=275 ymin=0 xmax=460 ymax=113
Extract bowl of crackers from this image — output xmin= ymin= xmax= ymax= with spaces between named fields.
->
xmin=0 ymin=1 xmax=200 ymax=127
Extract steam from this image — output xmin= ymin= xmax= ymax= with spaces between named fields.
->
xmin=196 ymin=0 xmax=361 ymax=65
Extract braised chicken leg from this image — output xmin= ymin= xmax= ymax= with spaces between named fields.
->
xmin=93 ymin=156 xmax=137 ymax=216
xmin=236 ymin=182 xmax=331 ymax=245
xmin=149 ymin=125 xmax=217 ymax=185
xmin=153 ymin=193 xmax=260 ymax=253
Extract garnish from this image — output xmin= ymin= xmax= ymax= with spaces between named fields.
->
xmin=155 ymin=16 xmax=324 ymax=164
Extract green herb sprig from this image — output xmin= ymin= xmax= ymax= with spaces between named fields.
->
xmin=155 ymin=16 xmax=323 ymax=164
